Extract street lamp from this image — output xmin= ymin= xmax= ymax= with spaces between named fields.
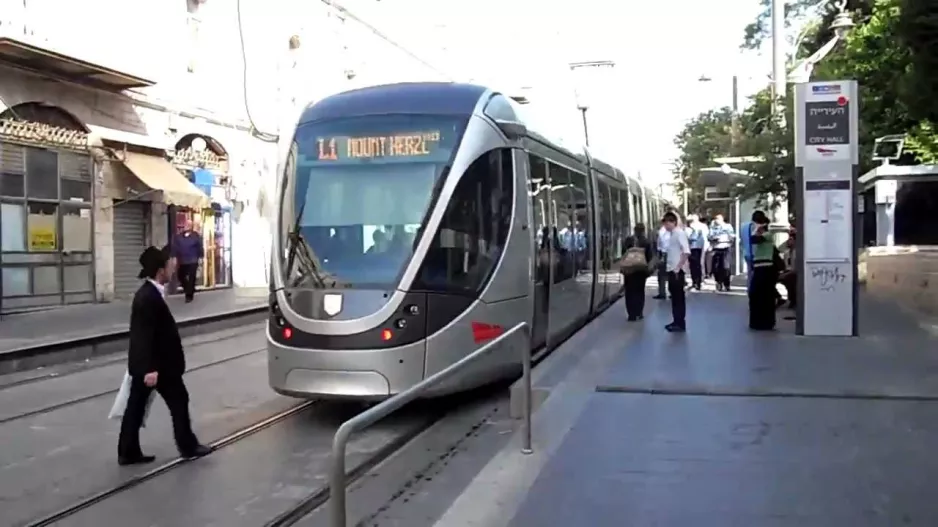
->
xmin=569 ymin=60 xmax=615 ymax=147
xmin=787 ymin=2 xmax=855 ymax=84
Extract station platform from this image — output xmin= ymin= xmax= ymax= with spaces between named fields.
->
xmin=0 ymin=287 xmax=267 ymax=374
xmin=417 ymin=286 xmax=938 ymax=527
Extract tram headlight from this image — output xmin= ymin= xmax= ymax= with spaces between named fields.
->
xmin=395 ymin=318 xmax=407 ymax=329
xmin=276 ymin=317 xmax=286 ymax=327
xmin=405 ymin=304 xmax=419 ymax=316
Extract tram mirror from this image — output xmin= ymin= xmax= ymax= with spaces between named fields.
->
xmin=495 ymin=120 xmax=527 ymax=139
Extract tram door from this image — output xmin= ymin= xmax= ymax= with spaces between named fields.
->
xmin=527 ymin=154 xmax=550 ymax=350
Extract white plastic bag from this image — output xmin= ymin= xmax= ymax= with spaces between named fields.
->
xmin=108 ymin=372 xmax=156 ymax=428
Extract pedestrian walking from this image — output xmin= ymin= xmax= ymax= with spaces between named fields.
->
xmin=171 ymin=218 xmax=204 ymax=303
xmin=686 ymin=214 xmax=708 ymax=290
xmin=620 ymin=223 xmax=655 ymax=321
xmin=708 ymin=214 xmax=735 ymax=291
xmin=661 ymin=211 xmax=690 ymax=332
xmin=117 ymin=246 xmax=212 ymax=466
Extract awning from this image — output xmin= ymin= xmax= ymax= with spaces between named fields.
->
xmin=0 ymin=37 xmax=155 ymax=91
xmin=120 ymin=151 xmax=211 ymax=210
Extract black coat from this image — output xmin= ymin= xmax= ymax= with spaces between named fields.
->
xmin=127 ymin=281 xmax=185 ymax=377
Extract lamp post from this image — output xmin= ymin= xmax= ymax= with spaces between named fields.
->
xmin=569 ymin=60 xmax=615 ymax=148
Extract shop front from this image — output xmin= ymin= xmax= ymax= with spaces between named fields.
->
xmin=167 ymin=167 xmax=233 ymax=292
xmin=0 ymin=119 xmax=95 ymax=313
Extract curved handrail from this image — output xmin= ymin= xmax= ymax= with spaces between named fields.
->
xmin=329 ymin=322 xmax=533 ymax=527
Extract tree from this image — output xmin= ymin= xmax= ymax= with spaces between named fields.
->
xmin=742 ymin=0 xmax=824 ymax=51
xmin=672 ymin=94 xmax=794 ymax=209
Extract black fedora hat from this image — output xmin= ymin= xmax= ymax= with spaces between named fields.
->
xmin=137 ymin=246 xmax=170 ymax=279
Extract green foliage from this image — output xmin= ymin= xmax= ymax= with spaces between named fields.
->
xmin=742 ymin=0 xmax=823 ymax=50
xmin=678 ymin=0 xmax=938 ymax=211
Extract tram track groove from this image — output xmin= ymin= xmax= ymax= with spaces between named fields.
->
xmin=262 ymin=410 xmax=444 ymax=527
xmin=0 ymin=325 xmax=262 ymax=392
xmin=0 ymin=347 xmax=266 ymax=425
xmin=20 ymin=400 xmax=318 ymax=527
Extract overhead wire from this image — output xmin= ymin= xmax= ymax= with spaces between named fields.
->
xmin=236 ymin=0 xmax=280 ymax=143
xmin=235 ymin=0 xmax=453 ymax=144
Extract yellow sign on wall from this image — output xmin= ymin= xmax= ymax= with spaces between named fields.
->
xmin=28 ymin=213 xmax=57 ymax=251
xmin=29 ymin=228 xmax=56 ymax=251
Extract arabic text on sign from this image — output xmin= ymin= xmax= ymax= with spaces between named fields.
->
xmin=317 ymin=131 xmax=442 ymax=161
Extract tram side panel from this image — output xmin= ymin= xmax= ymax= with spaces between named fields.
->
xmin=423 ymin=121 xmax=531 ymax=392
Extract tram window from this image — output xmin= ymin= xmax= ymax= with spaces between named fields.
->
xmin=529 ymin=154 xmax=550 ymax=284
xmin=568 ymin=170 xmax=591 ymax=274
xmin=618 ymin=189 xmax=631 ymax=234
xmin=611 ymin=188 xmax=623 ymax=259
xmin=549 ymin=163 xmax=575 ymax=284
xmin=414 ymin=148 xmax=514 ymax=294
xmin=599 ymin=184 xmax=613 ymax=270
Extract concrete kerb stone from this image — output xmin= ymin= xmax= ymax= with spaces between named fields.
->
xmin=0 ymin=305 xmax=267 ymax=375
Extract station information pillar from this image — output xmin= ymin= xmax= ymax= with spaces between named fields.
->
xmin=793 ymin=80 xmax=859 ymax=336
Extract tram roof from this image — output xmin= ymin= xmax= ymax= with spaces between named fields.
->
xmin=297 ymin=82 xmax=642 ymax=191
xmin=298 ymin=82 xmax=488 ymax=125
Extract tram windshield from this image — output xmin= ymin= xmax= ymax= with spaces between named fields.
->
xmin=281 ymin=114 xmax=466 ymax=289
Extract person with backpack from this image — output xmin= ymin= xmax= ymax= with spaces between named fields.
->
xmin=620 ymin=223 xmax=655 ymax=321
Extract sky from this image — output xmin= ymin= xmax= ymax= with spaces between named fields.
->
xmin=345 ymin=0 xmax=769 ymax=187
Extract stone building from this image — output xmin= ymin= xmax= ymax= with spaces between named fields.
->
xmin=0 ymin=0 xmax=449 ymax=312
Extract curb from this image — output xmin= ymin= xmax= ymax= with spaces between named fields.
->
xmin=0 ymin=306 xmax=268 ymax=375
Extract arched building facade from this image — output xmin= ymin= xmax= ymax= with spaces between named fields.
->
xmin=0 ymin=103 xmax=96 ymax=310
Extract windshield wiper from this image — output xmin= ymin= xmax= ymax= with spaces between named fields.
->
xmin=283 ymin=203 xmax=327 ymax=289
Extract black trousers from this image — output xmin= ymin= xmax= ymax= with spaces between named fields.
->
xmin=689 ymin=248 xmax=703 ymax=287
xmin=712 ymin=248 xmax=731 ymax=288
xmin=623 ymin=272 xmax=648 ymax=319
xmin=118 ymin=374 xmax=200 ymax=458
xmin=177 ymin=263 xmax=198 ymax=300
xmin=749 ymin=265 xmax=778 ymax=330
xmin=667 ymin=270 xmax=686 ymax=327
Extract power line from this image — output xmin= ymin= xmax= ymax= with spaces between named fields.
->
xmin=235 ymin=0 xmax=280 ymax=143
xmin=319 ymin=0 xmax=454 ymax=80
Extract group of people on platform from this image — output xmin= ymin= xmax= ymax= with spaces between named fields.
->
xmin=618 ymin=209 xmax=798 ymax=333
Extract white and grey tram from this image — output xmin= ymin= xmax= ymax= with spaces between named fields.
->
xmin=268 ymin=82 xmax=668 ymax=399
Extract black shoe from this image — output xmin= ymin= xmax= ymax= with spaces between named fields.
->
xmin=118 ymin=454 xmax=156 ymax=466
xmin=665 ymin=323 xmax=686 ymax=332
xmin=653 ymin=295 xmax=667 ymax=300
xmin=627 ymin=316 xmax=638 ymax=321
xmin=637 ymin=315 xmax=644 ymax=320
xmin=181 ymin=444 xmax=213 ymax=460
xmin=184 ymin=297 xmax=194 ymax=303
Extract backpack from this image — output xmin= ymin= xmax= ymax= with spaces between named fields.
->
xmin=619 ymin=246 xmax=648 ymax=274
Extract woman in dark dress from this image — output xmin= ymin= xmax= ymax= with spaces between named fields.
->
xmin=621 ymin=223 xmax=655 ymax=321
xmin=747 ymin=212 xmax=778 ymax=330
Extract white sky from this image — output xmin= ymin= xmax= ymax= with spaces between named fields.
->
xmin=350 ymin=0 xmax=769 ymax=186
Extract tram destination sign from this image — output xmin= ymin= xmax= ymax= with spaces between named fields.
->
xmin=804 ymin=100 xmax=850 ymax=146
xmin=316 ymin=131 xmax=442 ymax=161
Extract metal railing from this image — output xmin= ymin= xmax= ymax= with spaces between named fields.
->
xmin=329 ymin=322 xmax=533 ymax=527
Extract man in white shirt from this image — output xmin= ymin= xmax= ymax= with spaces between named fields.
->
xmin=654 ymin=222 xmax=671 ymax=299
xmin=662 ymin=211 xmax=690 ymax=332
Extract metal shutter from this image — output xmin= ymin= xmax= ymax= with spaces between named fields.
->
xmin=112 ymin=201 xmax=149 ymax=298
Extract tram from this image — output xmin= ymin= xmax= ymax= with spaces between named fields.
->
xmin=267 ymin=82 xmax=668 ymax=399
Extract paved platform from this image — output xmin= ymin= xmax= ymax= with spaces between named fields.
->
xmin=0 ymin=287 xmax=267 ymax=356
xmin=425 ymin=289 xmax=938 ymax=527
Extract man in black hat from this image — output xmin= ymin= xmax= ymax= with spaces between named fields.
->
xmin=117 ymin=245 xmax=212 ymax=466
